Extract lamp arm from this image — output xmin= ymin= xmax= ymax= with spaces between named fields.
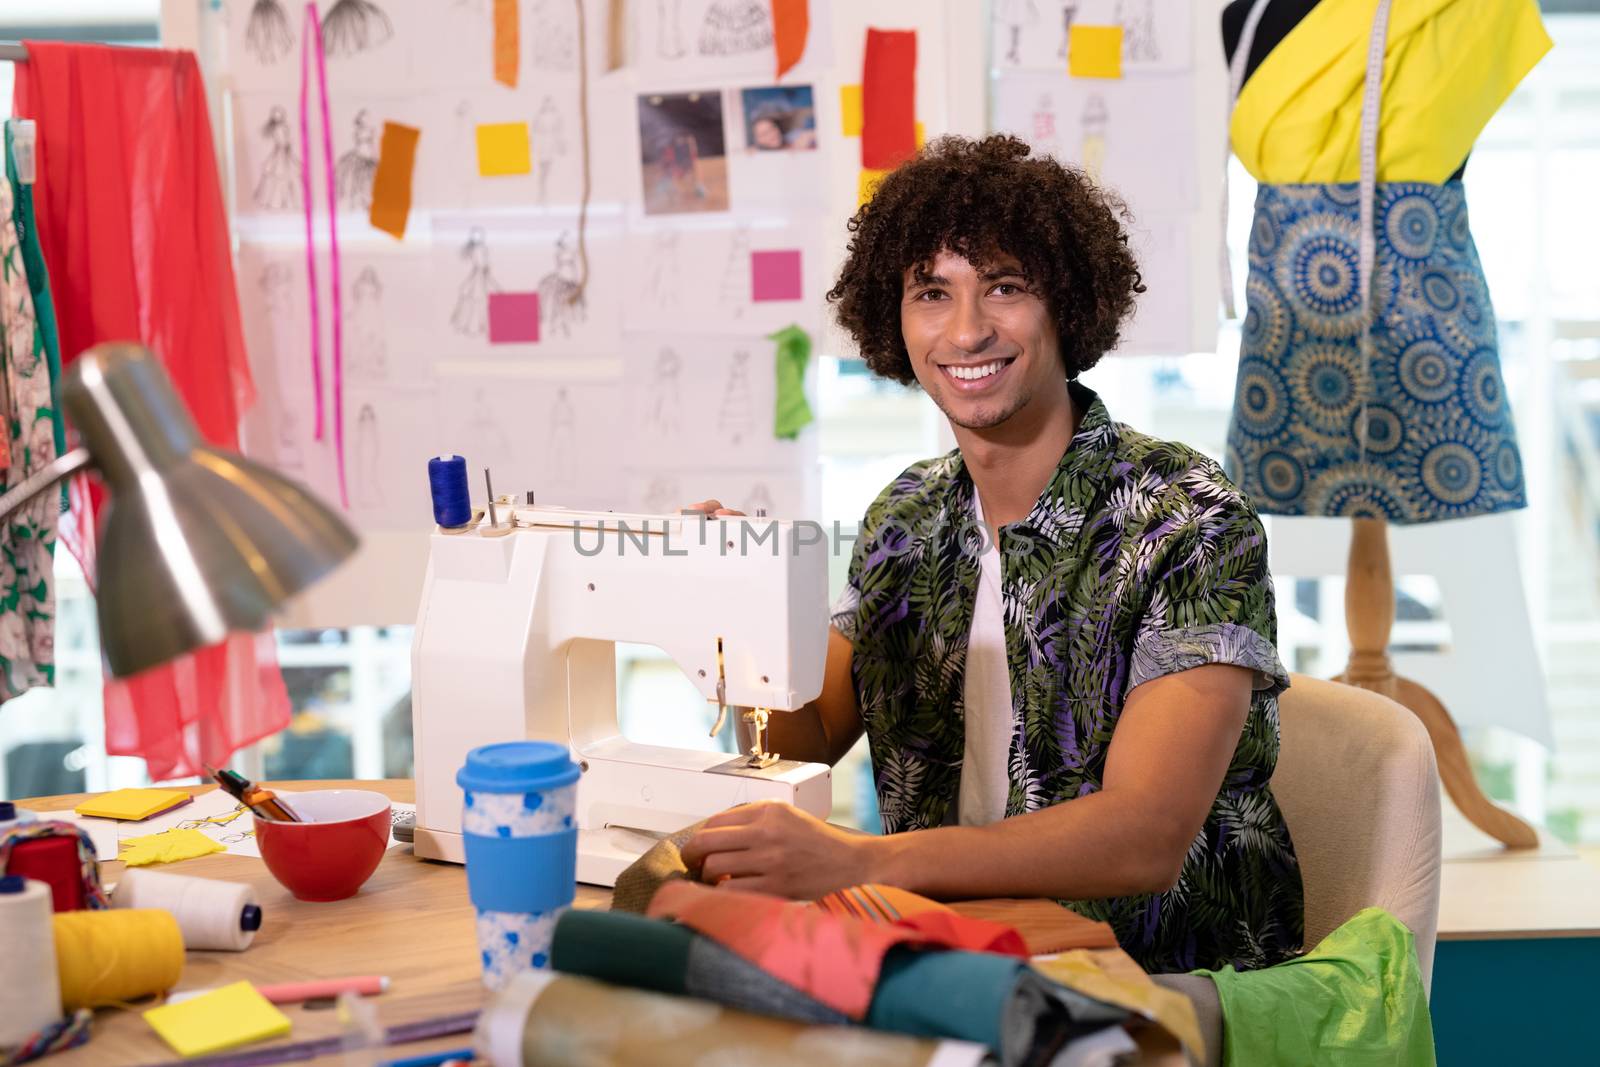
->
xmin=0 ymin=447 xmax=93 ymax=521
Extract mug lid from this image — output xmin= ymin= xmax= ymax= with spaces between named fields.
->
xmin=457 ymin=741 xmax=580 ymax=794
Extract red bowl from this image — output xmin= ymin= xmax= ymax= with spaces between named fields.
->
xmin=254 ymin=790 xmax=391 ymax=902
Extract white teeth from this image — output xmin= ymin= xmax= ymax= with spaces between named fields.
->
xmin=948 ymin=360 xmax=1006 ymax=381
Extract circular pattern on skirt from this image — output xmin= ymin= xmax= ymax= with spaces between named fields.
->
xmin=1357 ymin=405 xmax=1404 ymax=456
xmin=1243 ymin=276 xmax=1291 ymax=362
xmin=1449 ymin=202 xmax=1472 ymax=251
xmin=1385 ymin=193 xmax=1440 ymax=262
xmin=1397 ymin=337 xmax=1457 ymax=405
xmin=1420 ymin=269 xmax=1459 ymax=313
xmin=1259 ymin=451 xmax=1306 ymax=503
xmin=1288 ymin=344 xmax=1362 ymax=436
xmin=1461 ymin=348 xmax=1507 ymax=429
xmin=1250 ymin=208 xmax=1281 ymax=257
xmin=1495 ymin=441 xmax=1523 ymax=491
xmin=1304 ymin=466 xmax=1408 ymax=521
xmin=1420 ymin=441 xmax=1483 ymax=506
xmin=1234 ymin=358 xmax=1291 ymax=440
xmin=1276 ymin=213 xmax=1363 ymax=338
xmin=1322 ymin=182 xmax=1363 ymax=208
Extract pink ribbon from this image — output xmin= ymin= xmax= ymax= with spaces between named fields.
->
xmin=299 ymin=2 xmax=348 ymax=507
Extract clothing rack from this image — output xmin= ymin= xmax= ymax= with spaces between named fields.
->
xmin=0 ymin=43 xmax=28 ymax=63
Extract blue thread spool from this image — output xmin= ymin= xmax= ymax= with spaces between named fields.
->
xmin=428 ymin=455 xmax=471 ymax=528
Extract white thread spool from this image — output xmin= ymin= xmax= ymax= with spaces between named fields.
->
xmin=0 ymin=876 xmax=63 ymax=1046
xmin=112 ymin=869 xmax=262 ymax=951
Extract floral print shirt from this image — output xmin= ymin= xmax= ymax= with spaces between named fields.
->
xmin=833 ymin=383 xmax=1304 ymax=973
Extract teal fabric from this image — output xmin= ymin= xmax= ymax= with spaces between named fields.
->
xmin=1199 ymin=907 xmax=1436 ymax=1066
xmin=869 ymin=946 xmax=1018 ymax=1049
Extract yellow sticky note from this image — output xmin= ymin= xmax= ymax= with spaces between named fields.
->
xmin=144 ymin=981 xmax=291 ymax=1058
xmin=857 ymin=168 xmax=888 ymax=208
xmin=120 ymin=828 xmax=226 ymax=867
xmin=840 ymin=84 xmax=863 ymax=137
xmin=915 ymin=121 xmax=925 ymax=149
xmin=476 ymin=121 xmax=532 ymax=176
xmin=75 ymin=787 xmax=191 ymax=821
xmin=1069 ymin=25 xmax=1123 ymax=79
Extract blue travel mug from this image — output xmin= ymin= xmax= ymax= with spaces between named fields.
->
xmin=457 ymin=741 xmax=581 ymax=990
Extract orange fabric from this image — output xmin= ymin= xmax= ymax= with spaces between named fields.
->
xmin=369 ymin=122 xmax=420 ymax=239
xmin=14 ymin=42 xmax=292 ymax=780
xmin=493 ymin=0 xmax=519 ymax=87
xmin=811 ymin=884 xmax=1120 ymax=956
xmin=650 ymin=881 xmax=1026 ymax=1019
xmin=771 ymin=0 xmax=810 ymax=79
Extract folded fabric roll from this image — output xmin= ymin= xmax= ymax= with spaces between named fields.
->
xmin=1196 ymin=907 xmax=1435 ymax=1067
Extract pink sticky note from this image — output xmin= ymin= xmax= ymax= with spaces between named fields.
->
xmin=488 ymin=292 xmax=540 ymax=343
xmin=751 ymin=250 xmax=803 ymax=302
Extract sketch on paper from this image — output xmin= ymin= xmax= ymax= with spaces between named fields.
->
xmin=532 ymin=97 xmax=567 ymax=204
xmin=245 ymin=0 xmax=294 ymax=64
xmin=538 ymin=233 xmax=586 ymax=339
xmin=531 ymin=0 xmax=578 ymax=70
xmin=321 ymin=0 xmax=394 ymax=58
xmin=254 ymin=106 xmax=301 ymax=211
xmin=1116 ymin=0 xmax=1160 ymax=64
xmin=642 ymin=475 xmax=681 ymax=516
xmin=1056 ymin=3 xmax=1079 ymax=61
xmin=718 ymin=350 xmax=755 ymax=446
xmin=648 ymin=348 xmax=683 ymax=436
xmin=656 ymin=0 xmax=687 ymax=59
xmin=452 ymin=229 xmax=500 ymax=337
xmin=259 ymin=262 xmax=305 ymax=471
xmin=746 ymin=482 xmax=774 ymax=516
xmin=1080 ymin=94 xmax=1108 ymax=182
xmin=699 ymin=0 xmax=773 ymax=56
xmin=336 ymin=109 xmax=379 ymax=211
xmin=355 ymin=404 xmax=383 ymax=507
xmin=645 ymin=231 xmax=682 ymax=309
xmin=548 ymin=388 xmax=577 ymax=484
xmin=347 ymin=267 xmax=387 ymax=379
xmin=467 ymin=388 xmax=513 ymax=466
xmin=718 ymin=227 xmax=751 ymax=318
xmin=994 ymin=1 xmax=1039 ymax=66
xmin=1031 ymin=94 xmax=1060 ymax=157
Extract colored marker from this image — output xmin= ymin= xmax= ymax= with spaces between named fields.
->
xmin=257 ymin=976 xmax=390 ymax=1003
xmin=377 ymin=1048 xmax=474 ymax=1067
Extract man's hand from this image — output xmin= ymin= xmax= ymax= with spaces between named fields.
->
xmin=679 ymin=800 xmax=882 ymax=900
xmin=682 ymin=498 xmax=745 ymax=517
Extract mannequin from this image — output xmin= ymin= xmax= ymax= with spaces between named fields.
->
xmin=1222 ymin=0 xmax=1545 ymax=848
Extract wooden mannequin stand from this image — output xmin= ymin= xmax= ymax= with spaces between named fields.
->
xmin=1335 ymin=517 xmax=1539 ymax=849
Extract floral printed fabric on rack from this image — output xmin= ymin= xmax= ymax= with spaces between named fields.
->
xmin=0 ymin=171 xmax=57 ymax=703
xmin=1226 ymin=181 xmax=1527 ymax=523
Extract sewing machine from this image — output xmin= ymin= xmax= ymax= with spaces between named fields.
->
xmin=410 ymin=503 xmax=833 ymax=886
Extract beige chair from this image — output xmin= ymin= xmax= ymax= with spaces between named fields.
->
xmin=1153 ymin=674 xmax=1444 ymax=1064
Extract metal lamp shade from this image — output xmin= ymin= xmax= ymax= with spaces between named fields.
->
xmin=65 ymin=343 xmax=359 ymax=677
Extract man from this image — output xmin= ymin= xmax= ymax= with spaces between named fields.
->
xmin=685 ymin=135 xmax=1303 ymax=974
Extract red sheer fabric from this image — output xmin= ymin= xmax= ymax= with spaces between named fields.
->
xmin=15 ymin=42 xmax=292 ymax=780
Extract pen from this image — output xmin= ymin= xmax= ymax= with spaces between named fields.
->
xmin=205 ymin=765 xmax=303 ymax=822
xmin=258 ymin=975 xmax=390 ymax=1003
xmin=376 ymin=1049 xmax=474 ymax=1067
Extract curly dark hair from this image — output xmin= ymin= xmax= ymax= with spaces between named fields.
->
xmin=826 ymin=135 xmax=1144 ymax=385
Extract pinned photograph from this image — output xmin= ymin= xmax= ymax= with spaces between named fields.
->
xmin=638 ymin=90 xmax=729 ymax=215
xmin=739 ymin=85 xmax=817 ymax=153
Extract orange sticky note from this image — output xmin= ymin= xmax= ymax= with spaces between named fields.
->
xmin=840 ymin=84 xmax=863 ymax=137
xmin=494 ymin=0 xmax=519 ymax=87
xmin=771 ymin=0 xmax=809 ymax=79
xmin=1069 ymin=25 xmax=1123 ymax=79
xmin=857 ymin=168 xmax=888 ymax=208
xmin=477 ymin=122 xmax=532 ymax=176
xmin=369 ymin=121 xmax=420 ymax=240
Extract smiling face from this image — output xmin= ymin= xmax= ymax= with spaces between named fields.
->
xmin=899 ymin=249 xmax=1069 ymax=432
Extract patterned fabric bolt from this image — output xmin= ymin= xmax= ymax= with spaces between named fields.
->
xmin=1226 ymin=181 xmax=1526 ymax=522
xmin=833 ymin=382 xmax=1304 ymax=974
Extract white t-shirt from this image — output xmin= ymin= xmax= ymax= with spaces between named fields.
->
xmin=957 ymin=494 xmax=1015 ymax=827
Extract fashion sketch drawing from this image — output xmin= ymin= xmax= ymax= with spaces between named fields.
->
xmin=254 ymin=106 xmax=301 ymax=211
xmin=452 ymin=228 xmax=500 ymax=337
xmin=321 ymin=0 xmax=394 ymax=58
xmin=245 ymin=0 xmax=294 ymax=64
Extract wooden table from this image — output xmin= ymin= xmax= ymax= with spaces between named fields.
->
xmin=17 ymin=780 xmax=1182 ymax=1066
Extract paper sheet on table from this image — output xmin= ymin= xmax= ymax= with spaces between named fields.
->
xmin=121 ymin=789 xmax=262 ymax=857
xmin=36 ymin=811 xmax=121 ymax=861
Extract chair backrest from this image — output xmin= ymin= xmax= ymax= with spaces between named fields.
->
xmin=1271 ymin=674 xmax=1443 ymax=993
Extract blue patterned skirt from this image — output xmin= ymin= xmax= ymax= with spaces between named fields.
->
xmin=1225 ymin=181 xmax=1526 ymax=523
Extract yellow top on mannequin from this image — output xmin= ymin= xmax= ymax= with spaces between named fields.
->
xmin=1231 ymin=0 xmax=1551 ymax=184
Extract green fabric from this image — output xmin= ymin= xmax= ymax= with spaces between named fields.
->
xmin=833 ymin=380 xmax=1304 ymax=974
xmin=550 ymin=908 xmax=694 ymax=995
xmin=1199 ymin=907 xmax=1436 ymax=1067
xmin=769 ymin=324 xmax=813 ymax=439
xmin=4 ymin=123 xmax=66 ymax=480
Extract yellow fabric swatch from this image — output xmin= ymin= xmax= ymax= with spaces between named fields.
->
xmin=1068 ymin=25 xmax=1123 ymax=79
xmin=1230 ymin=0 xmax=1551 ymax=183
xmin=120 ymin=829 xmax=226 ymax=867
xmin=75 ymin=787 xmax=190 ymax=821
xmin=839 ymin=84 xmax=863 ymax=137
xmin=476 ymin=122 xmax=532 ymax=176
xmin=915 ymin=121 xmax=925 ymax=149
xmin=857 ymin=168 xmax=888 ymax=208
xmin=144 ymin=981 xmax=291 ymax=1058
xmin=1031 ymin=952 xmax=1203 ymax=1062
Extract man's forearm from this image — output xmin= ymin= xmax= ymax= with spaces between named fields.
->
xmin=866 ymin=789 xmax=1190 ymax=901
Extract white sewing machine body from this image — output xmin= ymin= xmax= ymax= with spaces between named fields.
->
xmin=411 ymin=504 xmax=832 ymax=886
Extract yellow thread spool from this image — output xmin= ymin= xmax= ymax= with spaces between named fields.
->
xmin=52 ymin=909 xmax=184 ymax=1010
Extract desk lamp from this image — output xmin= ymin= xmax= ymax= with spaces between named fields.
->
xmin=0 ymin=342 xmax=358 ymax=676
